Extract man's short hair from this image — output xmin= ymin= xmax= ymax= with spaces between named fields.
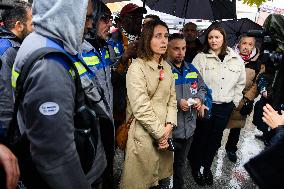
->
xmin=1 ymin=1 xmax=31 ymax=30
xmin=144 ymin=14 xmax=160 ymax=21
xmin=183 ymin=22 xmax=197 ymax=30
xmin=238 ymin=34 xmax=256 ymax=45
xmin=169 ymin=33 xmax=185 ymax=42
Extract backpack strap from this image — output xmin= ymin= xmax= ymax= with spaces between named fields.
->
xmin=8 ymin=47 xmax=86 ymax=143
xmin=0 ymin=38 xmax=13 ymax=70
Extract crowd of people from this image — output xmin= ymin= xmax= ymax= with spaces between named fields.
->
xmin=0 ymin=1 xmax=283 ymax=189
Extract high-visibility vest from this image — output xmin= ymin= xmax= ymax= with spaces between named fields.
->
xmin=11 ymin=38 xmax=94 ymax=89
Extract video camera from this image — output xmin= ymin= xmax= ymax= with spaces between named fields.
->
xmin=246 ymin=14 xmax=284 ymax=108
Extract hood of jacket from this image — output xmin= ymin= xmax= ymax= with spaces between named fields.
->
xmin=32 ymin=0 xmax=89 ymax=55
xmin=86 ymin=1 xmax=111 ymax=49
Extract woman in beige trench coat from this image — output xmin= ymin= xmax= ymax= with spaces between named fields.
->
xmin=120 ymin=20 xmax=177 ymax=189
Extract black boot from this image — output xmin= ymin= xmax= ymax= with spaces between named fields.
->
xmin=191 ymin=168 xmax=205 ymax=186
xmin=203 ymin=168 xmax=213 ymax=185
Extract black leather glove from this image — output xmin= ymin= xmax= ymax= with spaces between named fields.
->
xmin=240 ymin=98 xmax=254 ymax=116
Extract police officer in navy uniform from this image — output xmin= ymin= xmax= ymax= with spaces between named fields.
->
xmin=81 ymin=2 xmax=115 ymax=188
xmin=11 ymin=0 xmax=106 ymax=188
xmin=0 ymin=3 xmax=21 ymax=189
xmin=0 ymin=1 xmax=32 ymax=138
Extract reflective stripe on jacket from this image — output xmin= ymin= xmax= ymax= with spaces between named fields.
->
xmin=168 ymin=61 xmax=206 ymax=139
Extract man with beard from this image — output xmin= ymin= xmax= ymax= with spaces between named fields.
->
xmin=11 ymin=0 xmax=106 ymax=188
xmin=167 ymin=33 xmax=206 ymax=189
xmin=0 ymin=3 xmax=20 ymax=189
xmin=81 ymin=2 xmax=115 ymax=188
xmin=111 ymin=3 xmax=146 ymax=128
xmin=0 ymin=1 xmax=32 ymax=138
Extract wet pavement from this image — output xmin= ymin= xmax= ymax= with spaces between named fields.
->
xmin=114 ymin=114 xmax=264 ymax=189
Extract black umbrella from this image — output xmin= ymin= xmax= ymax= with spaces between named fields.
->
xmin=143 ymin=0 xmax=236 ymax=20
xmin=198 ymin=18 xmax=263 ymax=47
xmin=102 ymin=0 xmax=128 ymax=3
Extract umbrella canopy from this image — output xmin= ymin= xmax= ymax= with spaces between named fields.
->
xmin=198 ymin=18 xmax=263 ymax=48
xmin=102 ymin=0 xmax=130 ymax=3
xmin=144 ymin=0 xmax=236 ymax=20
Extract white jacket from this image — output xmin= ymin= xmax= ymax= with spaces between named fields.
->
xmin=192 ymin=47 xmax=246 ymax=107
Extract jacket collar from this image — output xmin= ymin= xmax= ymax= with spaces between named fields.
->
xmin=205 ymin=47 xmax=238 ymax=62
xmin=166 ymin=59 xmax=189 ymax=73
xmin=0 ymin=26 xmax=21 ymax=47
xmin=146 ymin=58 xmax=166 ymax=71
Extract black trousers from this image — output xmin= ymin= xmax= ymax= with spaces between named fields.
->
xmin=173 ymin=137 xmax=193 ymax=189
xmin=188 ymin=119 xmax=211 ymax=171
xmin=189 ymin=102 xmax=234 ymax=170
xmin=225 ymin=128 xmax=241 ymax=153
xmin=100 ymin=118 xmax=115 ymax=189
xmin=149 ymin=178 xmax=171 ymax=189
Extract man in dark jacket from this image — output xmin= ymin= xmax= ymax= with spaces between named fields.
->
xmin=183 ymin=22 xmax=202 ymax=63
xmin=0 ymin=1 xmax=32 ymax=137
xmin=167 ymin=33 xmax=206 ymax=189
xmin=111 ymin=3 xmax=146 ymax=127
xmin=82 ymin=2 xmax=115 ymax=188
xmin=245 ymin=104 xmax=284 ymax=188
xmin=0 ymin=3 xmax=20 ymax=189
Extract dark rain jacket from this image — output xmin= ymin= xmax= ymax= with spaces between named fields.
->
xmin=244 ymin=126 xmax=284 ymax=189
xmin=0 ymin=27 xmax=20 ymax=133
xmin=12 ymin=0 xmax=106 ymax=188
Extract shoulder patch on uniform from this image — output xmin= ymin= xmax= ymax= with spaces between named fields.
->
xmin=173 ymin=73 xmax=179 ymax=79
xmin=185 ymin=72 xmax=198 ymax=78
xmin=39 ymin=102 xmax=59 ymax=116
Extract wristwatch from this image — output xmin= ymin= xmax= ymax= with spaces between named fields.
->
xmin=166 ymin=122 xmax=177 ymax=130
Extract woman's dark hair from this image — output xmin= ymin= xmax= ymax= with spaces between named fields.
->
xmin=138 ymin=19 xmax=169 ymax=61
xmin=144 ymin=14 xmax=160 ymax=21
xmin=203 ymin=26 xmax=228 ymax=56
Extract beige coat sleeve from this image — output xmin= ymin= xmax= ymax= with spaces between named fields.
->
xmin=126 ymin=63 xmax=165 ymax=140
xmin=166 ymin=75 xmax=177 ymax=125
xmin=244 ymin=83 xmax=258 ymax=101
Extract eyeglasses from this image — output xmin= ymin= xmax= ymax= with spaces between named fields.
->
xmin=100 ymin=14 xmax=113 ymax=23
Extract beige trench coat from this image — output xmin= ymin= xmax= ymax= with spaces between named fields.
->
xmin=120 ymin=58 xmax=177 ymax=189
